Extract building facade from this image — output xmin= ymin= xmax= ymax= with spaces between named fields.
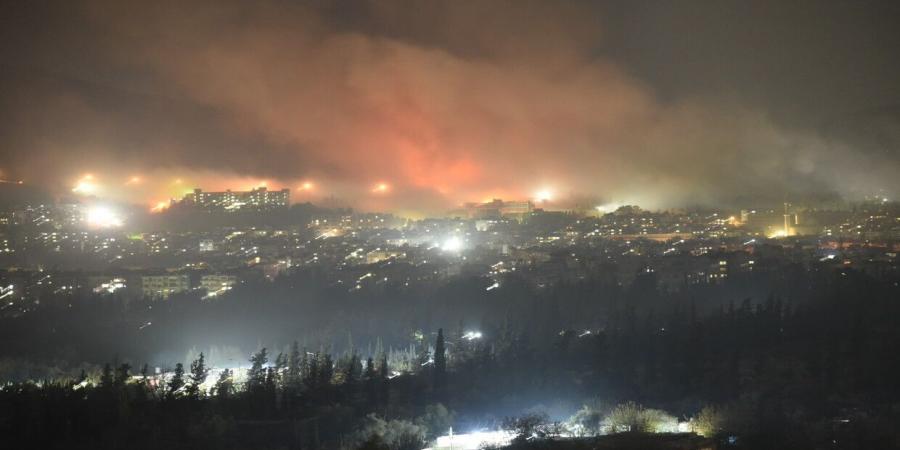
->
xmin=141 ymin=275 xmax=191 ymax=299
xmin=183 ymin=187 xmax=290 ymax=211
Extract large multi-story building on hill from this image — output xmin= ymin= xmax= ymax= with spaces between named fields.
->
xmin=182 ymin=187 xmax=290 ymax=211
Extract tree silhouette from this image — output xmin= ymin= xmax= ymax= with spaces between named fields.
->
xmin=185 ymin=352 xmax=208 ymax=399
xmin=213 ymin=368 xmax=234 ymax=400
xmin=167 ymin=363 xmax=185 ymax=398
xmin=434 ymin=328 xmax=447 ymax=391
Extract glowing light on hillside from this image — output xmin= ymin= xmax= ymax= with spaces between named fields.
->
xmin=126 ymin=176 xmax=142 ymax=185
xmin=372 ymin=182 xmax=390 ymax=193
xmin=595 ymin=203 xmax=623 ymax=214
xmin=462 ymin=331 xmax=482 ymax=340
xmin=442 ymin=236 xmax=463 ymax=252
xmin=534 ymin=188 xmax=553 ymax=202
xmin=86 ymin=206 xmax=123 ymax=228
xmin=298 ymin=181 xmax=314 ymax=191
xmin=72 ymin=175 xmax=99 ymax=195
xmin=433 ymin=429 xmax=513 ymax=450
xmin=150 ymin=201 xmax=170 ymax=213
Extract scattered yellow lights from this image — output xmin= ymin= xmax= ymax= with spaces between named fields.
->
xmin=372 ymin=182 xmax=390 ymax=194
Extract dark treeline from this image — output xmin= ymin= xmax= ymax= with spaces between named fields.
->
xmin=1 ymin=263 xmax=899 ymax=449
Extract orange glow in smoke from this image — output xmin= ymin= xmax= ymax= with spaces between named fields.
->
xmin=534 ymin=188 xmax=553 ymax=202
xmin=150 ymin=201 xmax=170 ymax=213
xmin=72 ymin=174 xmax=99 ymax=195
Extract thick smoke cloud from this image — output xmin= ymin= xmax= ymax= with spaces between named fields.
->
xmin=0 ymin=0 xmax=897 ymax=212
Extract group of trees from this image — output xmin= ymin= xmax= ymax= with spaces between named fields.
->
xmin=0 ymin=260 xmax=898 ymax=448
xmin=0 ymin=330 xmax=453 ymax=449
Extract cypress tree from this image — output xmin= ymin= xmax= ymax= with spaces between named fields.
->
xmin=287 ymin=341 xmax=302 ymax=389
xmin=434 ymin=328 xmax=447 ymax=390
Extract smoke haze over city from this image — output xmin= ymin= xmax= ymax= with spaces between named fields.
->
xmin=2 ymin=0 xmax=899 ymax=213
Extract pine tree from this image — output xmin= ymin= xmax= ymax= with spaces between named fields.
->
xmin=287 ymin=341 xmax=302 ymax=389
xmin=378 ymin=352 xmax=389 ymax=380
xmin=305 ymin=351 xmax=319 ymax=390
xmin=114 ymin=363 xmax=131 ymax=387
xmin=214 ymin=369 xmax=234 ymax=400
xmin=167 ymin=363 xmax=185 ymax=398
xmin=364 ymin=357 xmax=376 ymax=381
xmin=100 ymin=363 xmax=114 ymax=388
xmin=265 ymin=367 xmax=277 ymax=393
xmin=247 ymin=348 xmax=268 ymax=392
xmin=274 ymin=351 xmax=287 ymax=390
xmin=377 ymin=352 xmax=390 ymax=407
xmin=343 ymin=351 xmax=361 ymax=386
xmin=185 ymin=352 xmax=208 ymax=399
xmin=363 ymin=356 xmax=377 ymax=408
xmin=319 ymin=353 xmax=334 ymax=387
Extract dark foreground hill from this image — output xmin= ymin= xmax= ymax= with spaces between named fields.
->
xmin=497 ymin=434 xmax=717 ymax=450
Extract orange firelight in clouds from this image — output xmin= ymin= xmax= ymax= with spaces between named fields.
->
xmin=126 ymin=176 xmax=142 ymax=185
xmin=372 ymin=182 xmax=390 ymax=194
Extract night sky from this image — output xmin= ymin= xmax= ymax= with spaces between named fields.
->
xmin=1 ymin=0 xmax=898 ymax=212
